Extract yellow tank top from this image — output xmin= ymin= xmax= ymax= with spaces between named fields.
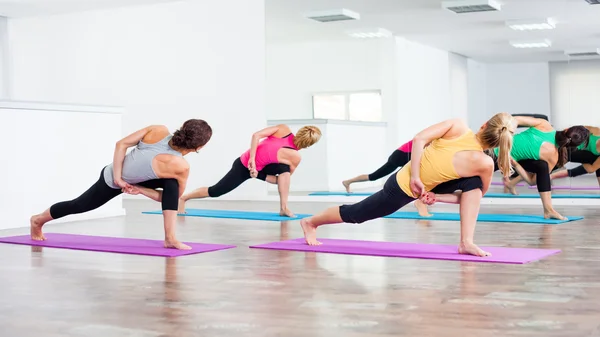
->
xmin=397 ymin=129 xmax=483 ymax=197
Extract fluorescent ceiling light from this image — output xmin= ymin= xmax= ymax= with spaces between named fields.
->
xmin=346 ymin=28 xmax=393 ymax=38
xmin=442 ymin=0 xmax=502 ymax=14
xmin=564 ymin=48 xmax=600 ymax=57
xmin=585 ymin=0 xmax=600 ymax=4
xmin=305 ymin=8 xmax=360 ymax=22
xmin=509 ymin=39 xmax=552 ymax=48
xmin=506 ymin=18 xmax=556 ymax=31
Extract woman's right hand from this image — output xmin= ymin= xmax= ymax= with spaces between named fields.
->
xmin=248 ymin=158 xmax=258 ymax=178
xmin=410 ymin=176 xmax=426 ymax=198
xmin=114 ymin=178 xmax=133 ymax=192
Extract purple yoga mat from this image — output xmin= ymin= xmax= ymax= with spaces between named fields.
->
xmin=250 ymin=238 xmax=560 ymax=264
xmin=528 ymin=185 xmax=600 ymax=190
xmin=491 ymin=181 xmax=525 ymax=187
xmin=0 ymin=233 xmax=235 ymax=257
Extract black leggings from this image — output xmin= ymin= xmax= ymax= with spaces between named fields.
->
xmin=339 ymin=174 xmax=483 ymax=224
xmin=568 ymin=150 xmax=600 ymax=177
xmin=49 ymin=167 xmax=179 ymax=219
xmin=514 ymin=159 xmax=552 ymax=192
xmin=368 ymin=150 xmax=411 ymax=181
xmin=207 ymin=157 xmax=291 ymax=197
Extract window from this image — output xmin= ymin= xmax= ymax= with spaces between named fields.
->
xmin=312 ymin=91 xmax=382 ymax=122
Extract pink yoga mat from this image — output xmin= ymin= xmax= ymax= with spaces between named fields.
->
xmin=491 ymin=181 xmax=524 ymax=187
xmin=0 ymin=233 xmax=235 ymax=257
xmin=250 ymin=238 xmax=560 ymax=264
xmin=528 ymin=185 xmax=600 ymax=190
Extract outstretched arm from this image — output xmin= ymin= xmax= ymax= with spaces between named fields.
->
xmin=513 ymin=116 xmax=552 ymax=131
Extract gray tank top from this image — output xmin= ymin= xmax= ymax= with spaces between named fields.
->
xmin=103 ymin=135 xmax=182 ymax=188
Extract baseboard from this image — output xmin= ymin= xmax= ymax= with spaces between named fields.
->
xmin=49 ymin=208 xmax=127 ymax=224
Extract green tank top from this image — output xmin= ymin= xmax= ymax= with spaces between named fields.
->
xmin=493 ymin=127 xmax=556 ymax=161
xmin=577 ymin=134 xmax=600 ymax=155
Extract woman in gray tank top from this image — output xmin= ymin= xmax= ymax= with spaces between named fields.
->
xmin=29 ymin=119 xmax=212 ymax=250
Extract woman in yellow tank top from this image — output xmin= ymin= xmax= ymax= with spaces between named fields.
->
xmin=300 ymin=112 xmax=516 ymax=257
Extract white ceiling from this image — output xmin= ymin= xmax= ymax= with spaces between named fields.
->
xmin=0 ymin=0 xmax=178 ymax=17
xmin=266 ymin=0 xmax=600 ymax=62
xmin=0 ymin=0 xmax=598 ymax=62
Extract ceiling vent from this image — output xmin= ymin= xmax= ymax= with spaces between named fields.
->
xmin=565 ymin=48 xmax=600 ymax=57
xmin=442 ymin=0 xmax=502 ymax=13
xmin=585 ymin=0 xmax=600 ymax=4
xmin=305 ymin=9 xmax=360 ymax=23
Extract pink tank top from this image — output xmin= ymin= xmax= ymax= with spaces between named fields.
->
xmin=398 ymin=140 xmax=413 ymax=152
xmin=240 ymin=133 xmax=298 ymax=171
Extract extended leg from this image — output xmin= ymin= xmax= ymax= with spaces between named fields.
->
xmin=343 ymin=150 xmax=408 ymax=192
xmin=30 ymin=168 xmax=121 ymax=240
xmin=178 ymin=158 xmax=250 ymax=213
xmin=300 ymin=175 xmax=414 ymax=245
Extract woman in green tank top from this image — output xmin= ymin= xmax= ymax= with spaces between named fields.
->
xmin=551 ymin=126 xmax=600 ymax=186
xmin=495 ymin=116 xmax=589 ymax=220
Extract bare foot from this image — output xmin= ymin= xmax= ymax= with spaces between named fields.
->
xmin=504 ymin=185 xmax=519 ymax=195
xmin=342 ymin=180 xmax=351 ymax=193
xmin=415 ymin=199 xmax=432 ymax=217
xmin=177 ymin=198 xmax=187 ymax=214
xmin=30 ymin=215 xmax=46 ymax=241
xmin=280 ymin=208 xmax=296 ymax=217
xmin=458 ymin=242 xmax=491 ymax=257
xmin=300 ymin=218 xmax=321 ymax=245
xmin=544 ymin=210 xmax=567 ymax=221
xmin=164 ymin=240 xmax=192 ymax=250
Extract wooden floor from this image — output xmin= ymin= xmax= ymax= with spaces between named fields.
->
xmin=1 ymin=196 xmax=600 ymax=337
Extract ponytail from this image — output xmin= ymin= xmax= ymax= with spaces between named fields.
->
xmin=497 ymin=127 xmax=514 ymax=177
xmin=555 ymin=126 xmax=590 ymax=168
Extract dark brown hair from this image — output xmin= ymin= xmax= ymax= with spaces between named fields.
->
xmin=171 ymin=119 xmax=212 ymax=150
xmin=555 ymin=125 xmax=589 ymax=168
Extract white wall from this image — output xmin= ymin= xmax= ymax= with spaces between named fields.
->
xmin=448 ymin=53 xmax=469 ymax=121
xmin=7 ymin=0 xmax=267 ymax=199
xmin=467 ymin=59 xmax=488 ymax=130
xmin=549 ymin=59 xmax=600 ymax=129
xmin=0 ymin=16 xmax=9 ymax=99
xmin=395 ymin=37 xmax=452 ymax=144
xmin=266 ymin=39 xmax=391 ymax=121
xmin=0 ymin=102 xmax=124 ymax=230
xmin=485 ymin=63 xmax=551 ymax=118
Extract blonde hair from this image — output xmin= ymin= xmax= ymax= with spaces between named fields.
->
xmin=294 ymin=126 xmax=322 ymax=149
xmin=479 ymin=112 xmax=514 ymax=177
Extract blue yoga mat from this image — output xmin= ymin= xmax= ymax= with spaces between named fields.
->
xmin=384 ymin=212 xmax=583 ymax=224
xmin=309 ymin=191 xmax=600 ymax=199
xmin=142 ymin=208 xmax=311 ymax=221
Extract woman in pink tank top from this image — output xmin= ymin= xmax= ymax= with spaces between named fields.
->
xmin=341 ymin=139 xmax=432 ymax=216
xmin=178 ymin=124 xmax=321 ymax=217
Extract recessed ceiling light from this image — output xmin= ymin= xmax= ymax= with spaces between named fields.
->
xmin=585 ymin=0 xmax=600 ymax=5
xmin=305 ymin=9 xmax=360 ymax=23
xmin=509 ymin=39 xmax=552 ymax=48
xmin=506 ymin=18 xmax=556 ymax=31
xmin=442 ymin=0 xmax=502 ymax=14
xmin=346 ymin=28 xmax=393 ymax=39
xmin=565 ymin=48 xmax=600 ymax=57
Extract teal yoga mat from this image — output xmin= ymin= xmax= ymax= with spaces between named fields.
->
xmin=384 ymin=212 xmax=583 ymax=224
xmin=142 ymin=208 xmax=310 ymax=221
xmin=309 ymin=191 xmax=600 ymax=199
